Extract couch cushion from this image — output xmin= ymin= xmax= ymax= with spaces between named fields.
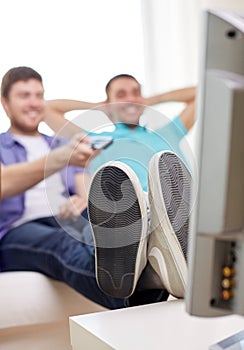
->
xmin=0 ymin=271 xmax=106 ymax=329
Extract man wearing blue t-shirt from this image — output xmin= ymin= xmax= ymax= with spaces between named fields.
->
xmin=45 ymin=74 xmax=195 ymax=191
xmin=44 ymin=75 xmax=195 ymax=299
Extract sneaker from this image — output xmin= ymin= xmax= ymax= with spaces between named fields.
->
xmin=88 ymin=161 xmax=148 ymax=298
xmin=147 ymin=151 xmax=191 ymax=298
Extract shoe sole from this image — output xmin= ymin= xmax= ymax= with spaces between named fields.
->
xmin=88 ymin=162 xmax=148 ymax=298
xmin=148 ymin=151 xmax=191 ymax=298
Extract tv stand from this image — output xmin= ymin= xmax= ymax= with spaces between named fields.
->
xmin=69 ymin=300 xmax=244 ymax=349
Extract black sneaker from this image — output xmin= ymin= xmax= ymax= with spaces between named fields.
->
xmin=88 ymin=161 xmax=148 ymax=298
xmin=147 ymin=151 xmax=191 ymax=298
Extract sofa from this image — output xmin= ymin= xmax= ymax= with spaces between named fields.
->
xmin=0 ymin=271 xmax=106 ymax=350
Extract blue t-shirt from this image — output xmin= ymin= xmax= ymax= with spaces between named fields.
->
xmin=89 ymin=116 xmax=187 ymax=191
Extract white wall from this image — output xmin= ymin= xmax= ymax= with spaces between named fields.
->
xmin=140 ymin=0 xmax=244 ymax=157
xmin=1 ymin=0 xmax=243 ymax=135
xmin=141 ymin=0 xmax=244 ymax=96
xmin=0 ymin=0 xmax=144 ymax=134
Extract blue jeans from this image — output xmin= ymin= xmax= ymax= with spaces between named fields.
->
xmin=0 ymin=216 xmax=126 ymax=309
xmin=0 ymin=215 xmax=168 ymax=309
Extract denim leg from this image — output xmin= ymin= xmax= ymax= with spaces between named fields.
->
xmin=0 ymin=217 xmax=126 ymax=309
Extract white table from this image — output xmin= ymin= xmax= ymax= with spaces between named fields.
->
xmin=69 ymin=300 xmax=244 ymax=350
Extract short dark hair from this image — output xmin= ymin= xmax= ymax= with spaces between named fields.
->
xmin=105 ymin=74 xmax=140 ymax=97
xmin=1 ymin=66 xmax=43 ymax=99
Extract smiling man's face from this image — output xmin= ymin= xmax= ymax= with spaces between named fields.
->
xmin=1 ymin=78 xmax=45 ymax=135
xmin=106 ymin=76 xmax=145 ymax=127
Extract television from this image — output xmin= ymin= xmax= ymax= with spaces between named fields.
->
xmin=185 ymin=6 xmax=244 ymax=325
